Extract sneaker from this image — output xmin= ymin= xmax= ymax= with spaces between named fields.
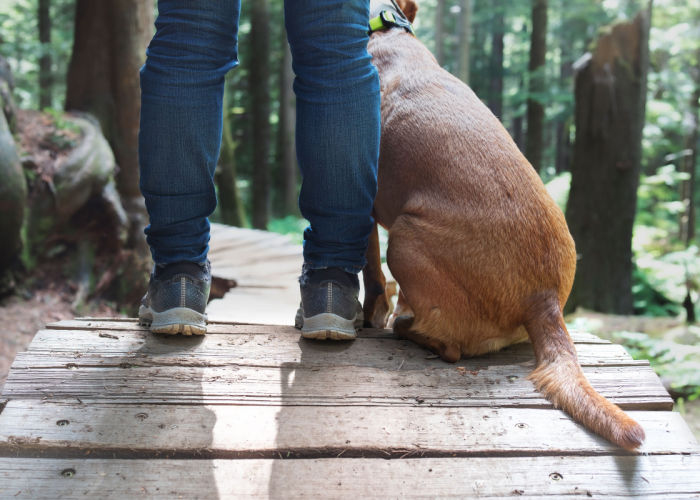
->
xmin=138 ymin=260 xmax=211 ymax=335
xmin=295 ymin=266 xmax=364 ymax=340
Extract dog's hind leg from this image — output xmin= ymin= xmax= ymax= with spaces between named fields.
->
xmin=393 ymin=308 xmax=459 ymax=361
xmin=386 ymin=217 xmax=461 ymax=362
xmin=362 ymin=223 xmax=392 ymax=328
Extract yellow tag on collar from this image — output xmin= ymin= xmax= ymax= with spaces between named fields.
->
xmin=368 ymin=9 xmax=414 ymax=35
xmin=369 ymin=15 xmax=385 ymax=33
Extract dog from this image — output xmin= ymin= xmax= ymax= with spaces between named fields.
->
xmin=362 ymin=0 xmax=645 ymax=450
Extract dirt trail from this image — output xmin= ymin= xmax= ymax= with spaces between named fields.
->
xmin=0 ymin=284 xmax=123 ymax=392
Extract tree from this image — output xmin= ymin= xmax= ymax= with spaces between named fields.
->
xmin=276 ymin=39 xmax=297 ymax=215
xmin=250 ymin=0 xmax=271 ymax=229
xmin=457 ymin=0 xmax=471 ymax=85
xmin=216 ymin=77 xmax=247 ymax=227
xmin=65 ymin=0 xmax=153 ymax=249
xmin=38 ymin=0 xmax=51 ymax=109
xmin=435 ymin=0 xmax=445 ymax=66
xmin=64 ymin=0 xmax=153 ymax=306
xmin=565 ymin=9 xmax=652 ymax=314
xmin=487 ymin=0 xmax=504 ymax=118
xmin=679 ymin=54 xmax=699 ymax=323
xmin=553 ymin=8 xmax=575 ymax=173
xmin=0 ymin=98 xmax=26 ymax=277
xmin=679 ymin=50 xmax=700 ymax=246
xmin=525 ymin=0 xmax=548 ymax=173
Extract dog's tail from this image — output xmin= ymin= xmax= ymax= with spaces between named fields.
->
xmin=524 ymin=292 xmax=645 ymax=450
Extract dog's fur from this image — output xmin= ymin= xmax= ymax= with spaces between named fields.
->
xmin=363 ymin=0 xmax=645 ymax=450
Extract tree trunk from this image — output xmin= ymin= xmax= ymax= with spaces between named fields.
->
xmin=565 ymin=11 xmax=651 ymax=315
xmin=38 ymin=0 xmax=52 ymax=109
xmin=512 ymin=111 xmax=524 ymax=152
xmin=65 ymin=0 xmax=153 ymax=308
xmin=435 ymin=0 xmax=445 ymax=66
xmin=457 ymin=0 xmax=471 ymax=85
xmin=216 ymin=76 xmax=247 ymax=227
xmin=250 ymin=0 xmax=271 ymax=229
xmin=554 ymin=10 xmax=575 ymax=174
xmin=554 ymin=57 xmax=573 ymax=173
xmin=679 ymin=80 xmax=699 ymax=245
xmin=525 ymin=0 xmax=547 ymax=173
xmin=277 ymin=39 xmax=297 ymax=215
xmin=65 ymin=0 xmax=153 ymax=250
xmin=680 ymin=77 xmax=699 ymax=323
xmin=0 ymin=102 xmax=26 ymax=275
xmin=487 ymin=0 xmax=504 ymax=118
xmin=468 ymin=1 xmax=487 ymax=97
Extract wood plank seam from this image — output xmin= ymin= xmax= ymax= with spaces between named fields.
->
xmin=0 ymin=446 xmax=691 ymax=460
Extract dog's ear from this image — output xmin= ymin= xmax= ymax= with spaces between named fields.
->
xmin=395 ymin=0 xmax=418 ymax=24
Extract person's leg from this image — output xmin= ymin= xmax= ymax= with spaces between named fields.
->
xmin=139 ymin=0 xmax=240 ymax=265
xmin=285 ymin=0 xmax=381 ymax=339
xmin=138 ymin=0 xmax=240 ymax=335
xmin=285 ymin=0 xmax=380 ymax=273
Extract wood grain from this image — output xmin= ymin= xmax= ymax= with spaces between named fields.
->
xmin=0 ymin=401 xmax=695 ymax=457
xmin=1 ymin=317 xmax=691 ymax=496
xmin=45 ymin=320 xmax=611 ymax=343
xmin=1 ymin=455 xmax=698 ymax=499
xmin=3 ymin=361 xmax=671 ymax=409
xmin=20 ymin=328 xmax=641 ymax=369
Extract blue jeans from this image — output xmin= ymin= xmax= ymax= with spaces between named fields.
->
xmin=139 ymin=0 xmax=380 ymax=274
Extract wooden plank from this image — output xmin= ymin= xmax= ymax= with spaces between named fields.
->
xmin=42 ymin=321 xmax=395 ymax=337
xmin=43 ymin=320 xmax=612 ymax=343
xmin=73 ymin=317 xmax=134 ymax=322
xmin=211 ymin=244 xmax=301 ymax=263
xmin=1 ymin=455 xmax=698 ymax=498
xmin=1 ymin=362 xmax=671 ymax=409
xmin=208 ymin=234 xmax=296 ymax=256
xmin=0 ymin=401 xmax=695 ymax=457
xmin=209 ymin=223 xmax=292 ymax=242
xmin=208 ymin=226 xmax=292 ymax=244
xmin=210 ymin=223 xmax=273 ymax=237
xmin=207 ymin=287 xmax=301 ymax=325
xmin=213 ymin=261 xmax=303 ymax=285
xmin=18 ymin=328 xmax=642 ymax=369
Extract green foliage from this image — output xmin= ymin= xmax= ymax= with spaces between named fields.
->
xmin=644 ymin=0 xmax=700 ymax=175
xmin=267 ymin=215 xmax=306 ymax=245
xmin=633 ymin=162 xmax=699 ymax=318
xmin=632 ymin=265 xmax=683 ymax=317
xmin=614 ymin=330 xmax=700 ymax=400
xmin=43 ymin=107 xmax=80 ymax=149
xmin=0 ymin=0 xmax=75 ymax=109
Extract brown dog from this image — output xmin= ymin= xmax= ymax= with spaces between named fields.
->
xmin=362 ymin=0 xmax=645 ymax=450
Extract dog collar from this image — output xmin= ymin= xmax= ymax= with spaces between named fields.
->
xmin=368 ymin=1 xmax=414 ymax=35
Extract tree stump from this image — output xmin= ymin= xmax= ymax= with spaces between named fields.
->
xmin=565 ymin=11 xmax=651 ymax=314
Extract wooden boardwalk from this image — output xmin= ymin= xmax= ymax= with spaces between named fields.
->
xmin=206 ymin=223 xmax=303 ymax=326
xmin=0 ymin=225 xmax=699 ymax=498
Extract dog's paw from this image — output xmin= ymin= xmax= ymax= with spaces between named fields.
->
xmin=392 ymin=314 xmax=415 ymax=336
xmin=363 ymin=293 xmax=392 ymax=329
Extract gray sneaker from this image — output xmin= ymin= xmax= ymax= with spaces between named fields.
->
xmin=138 ymin=260 xmax=211 ymax=335
xmin=295 ymin=266 xmax=363 ymax=340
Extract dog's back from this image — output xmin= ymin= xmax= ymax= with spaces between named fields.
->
xmin=365 ymin=4 xmax=645 ymax=450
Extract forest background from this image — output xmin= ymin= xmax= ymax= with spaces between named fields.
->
xmin=0 ymin=0 xmax=699 ymax=426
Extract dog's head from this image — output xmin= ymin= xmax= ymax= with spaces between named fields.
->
xmin=395 ymin=0 xmax=418 ymax=24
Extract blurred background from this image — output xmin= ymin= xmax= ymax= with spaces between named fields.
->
xmin=0 ymin=0 xmax=698 ymax=431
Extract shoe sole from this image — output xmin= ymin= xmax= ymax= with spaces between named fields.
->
xmin=138 ymin=305 xmax=207 ymax=336
xmin=298 ymin=312 xmax=360 ymax=340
